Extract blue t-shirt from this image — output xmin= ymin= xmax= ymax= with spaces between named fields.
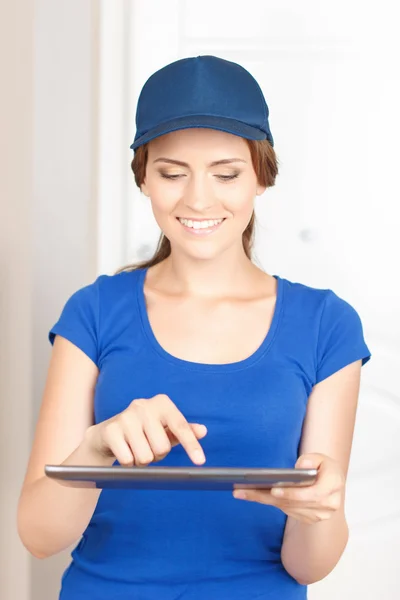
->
xmin=49 ymin=267 xmax=371 ymax=600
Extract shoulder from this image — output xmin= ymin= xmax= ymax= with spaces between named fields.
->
xmin=278 ymin=274 xmax=359 ymax=321
xmin=70 ymin=268 xmax=143 ymax=305
xmin=51 ymin=268 xmax=145 ymax=332
xmin=277 ymin=274 xmax=370 ymax=379
xmin=96 ymin=268 xmax=142 ymax=300
xmin=48 ymin=269 xmax=145 ymax=365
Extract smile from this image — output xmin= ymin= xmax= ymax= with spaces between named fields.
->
xmin=177 ymin=217 xmax=225 ymax=235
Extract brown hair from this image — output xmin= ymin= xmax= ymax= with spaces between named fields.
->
xmin=115 ymin=138 xmax=279 ymax=274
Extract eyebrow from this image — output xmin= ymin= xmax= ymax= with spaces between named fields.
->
xmin=152 ymin=157 xmax=247 ymax=167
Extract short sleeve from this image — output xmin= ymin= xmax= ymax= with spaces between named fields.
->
xmin=48 ymin=279 xmax=100 ymax=366
xmin=315 ymin=291 xmax=371 ymax=384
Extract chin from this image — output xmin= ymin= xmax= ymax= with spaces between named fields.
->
xmin=184 ymin=248 xmax=222 ymax=262
xmin=172 ymin=240 xmax=225 ymax=262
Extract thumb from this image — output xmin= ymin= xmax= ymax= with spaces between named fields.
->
xmin=190 ymin=423 xmax=208 ymax=439
xmin=295 ymin=453 xmax=324 ymax=470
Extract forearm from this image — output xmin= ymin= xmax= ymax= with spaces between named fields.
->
xmin=281 ymin=509 xmax=349 ymax=585
xmin=17 ymin=434 xmax=114 ymax=559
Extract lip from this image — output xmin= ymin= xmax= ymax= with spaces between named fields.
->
xmin=177 ymin=217 xmax=225 ymax=221
xmin=176 ymin=217 xmax=226 ymax=236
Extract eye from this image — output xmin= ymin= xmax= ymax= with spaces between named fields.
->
xmin=216 ymin=174 xmax=240 ymax=181
xmin=160 ymin=173 xmax=185 ymax=180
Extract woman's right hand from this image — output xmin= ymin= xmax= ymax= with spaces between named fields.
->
xmin=84 ymin=394 xmax=207 ymax=467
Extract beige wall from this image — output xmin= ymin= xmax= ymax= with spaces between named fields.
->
xmin=0 ymin=1 xmax=99 ymax=599
xmin=0 ymin=1 xmax=34 ymax=598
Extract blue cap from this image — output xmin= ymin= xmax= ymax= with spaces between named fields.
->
xmin=130 ymin=55 xmax=274 ymax=151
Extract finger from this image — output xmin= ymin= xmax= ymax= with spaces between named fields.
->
xmin=295 ymin=453 xmax=324 ymax=470
xmin=123 ymin=420 xmax=154 ymax=467
xmin=142 ymin=418 xmax=172 ymax=462
xmin=166 ymin=423 xmax=207 ymax=448
xmin=107 ymin=436 xmax=135 ymax=467
xmin=270 ymin=485 xmax=320 ymax=503
xmin=164 ymin=413 xmax=206 ymax=465
xmin=233 ymin=488 xmax=280 ymax=505
xmin=232 ymin=489 xmax=326 ymax=522
xmin=102 ymin=422 xmax=135 ymax=466
xmin=191 ymin=423 xmax=208 ymax=439
xmin=233 ymin=486 xmax=317 ymax=506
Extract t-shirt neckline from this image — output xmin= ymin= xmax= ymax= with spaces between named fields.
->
xmin=135 ymin=267 xmax=284 ymax=373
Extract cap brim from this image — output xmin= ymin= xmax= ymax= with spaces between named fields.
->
xmin=130 ymin=114 xmax=273 ymax=150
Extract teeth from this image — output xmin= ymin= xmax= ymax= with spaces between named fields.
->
xmin=178 ymin=218 xmax=223 ymax=229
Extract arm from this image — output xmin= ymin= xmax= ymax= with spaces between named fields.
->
xmin=280 ymin=359 xmax=362 ymax=585
xmin=17 ymin=335 xmax=114 ymax=559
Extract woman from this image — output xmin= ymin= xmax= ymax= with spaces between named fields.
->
xmin=18 ymin=55 xmax=371 ymax=599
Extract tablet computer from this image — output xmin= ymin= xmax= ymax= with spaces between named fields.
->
xmin=45 ymin=465 xmax=318 ymax=491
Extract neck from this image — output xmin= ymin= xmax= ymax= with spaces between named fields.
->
xmin=153 ymin=246 xmax=261 ymax=298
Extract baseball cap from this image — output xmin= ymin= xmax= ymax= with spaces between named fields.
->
xmin=130 ymin=55 xmax=274 ymax=151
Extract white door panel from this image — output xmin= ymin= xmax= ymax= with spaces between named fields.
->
xmin=98 ymin=2 xmax=400 ymax=597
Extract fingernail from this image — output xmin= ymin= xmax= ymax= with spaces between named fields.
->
xmin=193 ymin=450 xmax=205 ymax=464
xmin=300 ymin=460 xmax=313 ymax=468
xmin=271 ymin=488 xmax=284 ymax=497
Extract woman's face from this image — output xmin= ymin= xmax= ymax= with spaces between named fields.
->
xmin=141 ymin=128 xmax=266 ymax=261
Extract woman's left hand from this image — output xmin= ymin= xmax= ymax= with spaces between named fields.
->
xmin=233 ymin=453 xmax=345 ymax=525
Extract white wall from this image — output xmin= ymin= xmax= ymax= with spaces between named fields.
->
xmin=98 ymin=1 xmax=400 ymax=599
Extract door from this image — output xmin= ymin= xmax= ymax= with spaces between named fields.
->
xmin=98 ymin=2 xmax=400 ymax=597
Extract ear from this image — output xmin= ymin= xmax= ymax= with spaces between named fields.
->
xmin=141 ymin=180 xmax=150 ymax=197
xmin=256 ymin=184 xmax=267 ymax=196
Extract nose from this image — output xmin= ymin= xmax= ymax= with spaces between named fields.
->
xmin=182 ymin=172 xmax=216 ymax=213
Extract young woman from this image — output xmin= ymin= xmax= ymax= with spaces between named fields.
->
xmin=18 ymin=55 xmax=371 ymax=600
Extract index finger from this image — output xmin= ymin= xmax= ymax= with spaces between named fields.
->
xmin=271 ymin=483 xmax=319 ymax=503
xmin=162 ymin=407 xmax=206 ymax=465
